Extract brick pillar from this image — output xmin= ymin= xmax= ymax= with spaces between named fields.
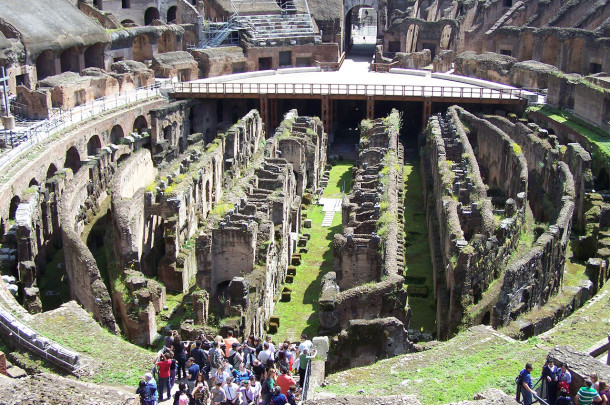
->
xmin=0 ymin=351 xmax=7 ymax=376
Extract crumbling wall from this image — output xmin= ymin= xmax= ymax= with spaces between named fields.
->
xmin=193 ymin=47 xmax=247 ymax=78
xmin=58 ymin=153 xmax=118 ymax=334
xmin=151 ymin=51 xmax=198 ymax=80
xmin=319 ymin=111 xmax=408 ymax=344
xmin=422 ymin=106 xmax=526 ymax=339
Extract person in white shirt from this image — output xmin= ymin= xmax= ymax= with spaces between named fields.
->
xmin=297 ymin=334 xmax=312 ymax=354
xmin=265 ymin=335 xmax=275 ymax=354
xmin=257 ymin=342 xmax=274 ymax=365
xmin=223 ymin=377 xmax=241 ymax=405
xmin=240 ymin=379 xmax=258 ymax=405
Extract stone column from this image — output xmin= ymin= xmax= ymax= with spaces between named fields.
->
xmin=0 ymin=352 xmax=6 ymax=376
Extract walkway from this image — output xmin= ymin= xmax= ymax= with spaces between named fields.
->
xmin=0 ymin=80 xmax=169 ymax=176
xmin=319 ymin=197 xmax=342 ymax=227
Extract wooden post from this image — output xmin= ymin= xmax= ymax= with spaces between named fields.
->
xmin=260 ymin=97 xmax=269 ymax=136
xmin=422 ymin=99 xmax=432 ymax=130
xmin=321 ymin=96 xmax=330 ymax=134
xmin=366 ymin=96 xmax=374 ymax=120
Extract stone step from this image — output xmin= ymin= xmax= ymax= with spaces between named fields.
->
xmin=321 ymin=211 xmax=335 ymax=227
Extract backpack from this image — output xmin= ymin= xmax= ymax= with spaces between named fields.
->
xmin=261 ymin=377 xmax=271 ymax=395
xmin=178 ymin=392 xmax=190 ymax=405
xmin=210 ymin=349 xmax=222 ymax=369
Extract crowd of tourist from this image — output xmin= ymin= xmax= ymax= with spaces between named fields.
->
xmin=137 ymin=330 xmax=317 ymax=405
xmin=518 ymin=361 xmax=609 ymax=405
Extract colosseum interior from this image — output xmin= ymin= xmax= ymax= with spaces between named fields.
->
xmin=0 ymin=0 xmax=609 ymax=403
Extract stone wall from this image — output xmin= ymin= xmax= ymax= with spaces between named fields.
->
xmin=58 ymin=152 xmax=119 ymax=334
xmin=320 ymin=111 xmax=408 ymax=347
xmin=422 ymin=106 xmax=527 ymax=339
xmin=193 ymin=47 xmax=248 ymax=78
xmin=547 ymin=345 xmax=610 ymax=398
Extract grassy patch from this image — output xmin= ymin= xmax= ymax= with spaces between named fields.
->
xmin=270 ymin=162 xmax=353 ymax=342
xmin=323 ymin=161 xmax=353 ymax=197
xmin=403 ymin=163 xmax=435 ymax=333
xmin=30 ymin=306 xmax=156 ymax=388
xmin=321 ymin=326 xmax=546 ymax=403
xmin=528 ymin=105 xmax=610 ymax=158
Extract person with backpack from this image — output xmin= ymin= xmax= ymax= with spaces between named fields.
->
xmin=211 ymin=381 xmax=226 ymax=405
xmin=270 ymin=386 xmax=287 ymax=405
xmin=227 ymin=343 xmax=243 ymax=369
xmin=192 ymin=381 xmax=210 ymax=405
xmin=516 ymin=363 xmax=537 ymax=405
xmin=142 ymin=373 xmax=158 ymax=405
xmin=209 ymin=341 xmax=223 ymax=375
xmin=173 ymin=382 xmax=193 ymax=405
xmin=191 ymin=341 xmax=208 ymax=375
xmin=136 ymin=380 xmax=156 ymax=405
xmin=223 ymin=376 xmax=241 ymax=405
xmin=173 ymin=335 xmax=188 ymax=381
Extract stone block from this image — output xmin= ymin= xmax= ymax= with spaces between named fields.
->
xmin=287 ymin=267 xmax=297 ymax=276
xmin=312 ymin=336 xmax=329 ymax=361
xmin=281 ymin=288 xmax=291 ymax=302
xmin=0 ymin=352 xmax=6 ymax=376
xmin=291 ymin=255 xmax=301 ymax=266
xmin=285 ymin=275 xmax=294 ymax=283
xmin=268 ymin=322 xmax=278 ymax=334
xmin=269 ymin=316 xmax=280 ymax=328
xmin=303 ymin=219 xmax=312 ymax=228
xmin=6 ymin=365 xmax=26 ymax=378
xmin=299 ymin=247 xmax=308 ymax=254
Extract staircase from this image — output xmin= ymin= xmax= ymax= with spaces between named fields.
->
xmin=198 ymin=0 xmax=319 ymax=48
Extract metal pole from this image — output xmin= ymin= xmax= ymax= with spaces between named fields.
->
xmin=1 ymin=66 xmax=10 ymax=116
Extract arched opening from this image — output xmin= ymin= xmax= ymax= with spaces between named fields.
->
xmin=163 ymin=125 xmax=172 ymax=142
xmin=87 ymin=135 xmax=102 ymax=156
xmin=481 ymin=311 xmax=491 ymax=325
xmin=158 ymin=30 xmax=176 ymax=54
xmin=65 ymin=147 xmax=81 ymax=174
xmin=36 ymin=50 xmax=57 ymax=80
xmin=93 ymin=0 xmax=103 ymax=10
xmin=60 ymin=46 xmax=81 ymax=73
xmin=133 ymin=115 xmax=148 ymax=133
xmin=84 ymin=43 xmax=105 ymax=69
xmin=132 ymin=34 xmax=154 ymax=62
xmin=121 ymin=19 xmax=137 ymax=27
xmin=144 ymin=7 xmax=160 ymax=25
xmin=345 ymin=5 xmax=377 ymax=58
xmin=28 ymin=178 xmax=39 ymax=187
xmin=122 ymin=0 xmax=131 ymax=8
xmin=46 ymin=163 xmax=58 ymax=180
xmin=596 ymin=169 xmax=610 ymax=191
xmin=110 ymin=125 xmax=124 ymax=144
xmin=183 ymin=29 xmax=198 ymax=51
xmin=540 ymin=36 xmax=559 ymax=67
xmin=167 ymin=6 xmax=177 ymax=23
xmin=9 ymin=196 xmax=20 ymax=220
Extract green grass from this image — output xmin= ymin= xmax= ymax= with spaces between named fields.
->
xmin=321 ymin=325 xmax=545 ymax=403
xmin=402 ymin=163 xmax=436 ymax=333
xmin=270 ymin=162 xmax=353 ymax=342
xmin=528 ymin=105 xmax=610 ymax=159
xmin=323 ymin=160 xmax=353 ymax=197
xmin=30 ymin=304 xmax=156 ymax=388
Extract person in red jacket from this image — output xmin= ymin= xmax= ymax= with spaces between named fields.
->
xmin=155 ymin=352 xmax=173 ymax=401
xmin=276 ymin=367 xmax=296 ymax=395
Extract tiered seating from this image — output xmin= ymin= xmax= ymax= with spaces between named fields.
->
xmin=237 ymin=13 xmax=317 ymax=41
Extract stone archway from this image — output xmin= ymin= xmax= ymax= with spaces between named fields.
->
xmin=84 ymin=43 xmax=105 ymax=69
xmin=87 ymin=135 xmax=102 ymax=156
xmin=60 ymin=46 xmax=81 ymax=73
xmin=133 ymin=34 xmax=154 ymax=62
xmin=46 ymin=163 xmax=58 ymax=180
xmin=343 ymin=0 xmax=379 ymax=52
xmin=158 ymin=30 xmax=176 ymax=54
xmin=133 ymin=115 xmax=148 ymax=133
xmin=110 ymin=125 xmax=125 ymax=144
xmin=36 ymin=50 xmax=57 ymax=80
xmin=167 ymin=6 xmax=177 ymax=23
xmin=145 ymin=7 xmax=160 ymax=25
xmin=64 ymin=146 xmax=81 ymax=174
xmin=9 ymin=196 xmax=20 ymax=220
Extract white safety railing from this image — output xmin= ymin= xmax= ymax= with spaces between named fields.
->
xmin=0 ymin=80 xmax=170 ymax=176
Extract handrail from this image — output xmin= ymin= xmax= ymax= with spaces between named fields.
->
xmin=0 ymin=80 xmax=169 ymax=174
xmin=172 ymin=81 xmax=527 ymax=100
xmin=371 ymin=61 xmax=399 ymax=72
xmin=301 ymin=354 xmax=313 ymax=402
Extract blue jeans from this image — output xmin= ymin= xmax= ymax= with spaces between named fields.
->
xmin=158 ymin=377 xmax=171 ymax=400
xmin=522 ymin=389 xmax=533 ymax=405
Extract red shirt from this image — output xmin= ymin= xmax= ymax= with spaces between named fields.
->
xmin=156 ymin=359 xmax=172 ymax=378
xmin=276 ymin=373 xmax=296 ymax=395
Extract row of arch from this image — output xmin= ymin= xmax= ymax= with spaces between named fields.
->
xmin=7 ymin=115 xmax=150 ymax=222
xmin=36 ymin=43 xmax=106 ymax=80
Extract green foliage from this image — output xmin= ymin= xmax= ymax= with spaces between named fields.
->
xmin=512 ymin=142 xmax=522 ymax=155
xmin=359 ymin=118 xmax=374 ymax=133
xmin=322 ymin=160 xmax=353 ymax=197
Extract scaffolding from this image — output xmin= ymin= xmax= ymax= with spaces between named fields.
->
xmin=197 ymin=0 xmax=319 ymax=49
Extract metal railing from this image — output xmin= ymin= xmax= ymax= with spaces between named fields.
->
xmin=0 ymin=81 xmax=168 ymax=174
xmin=301 ymin=356 xmax=312 ymax=402
xmin=173 ymin=81 xmax=527 ymax=100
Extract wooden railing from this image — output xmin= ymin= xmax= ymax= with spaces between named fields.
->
xmin=172 ymin=81 xmax=527 ymax=100
xmin=370 ymin=61 xmax=399 ymax=72
xmin=316 ymin=52 xmax=346 ymax=72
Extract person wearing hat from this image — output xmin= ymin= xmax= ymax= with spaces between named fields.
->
xmin=240 ymin=378 xmax=258 ymax=405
